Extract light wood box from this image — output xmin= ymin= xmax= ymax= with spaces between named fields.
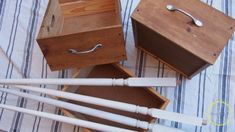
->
xmin=37 ymin=0 xmax=126 ymax=71
xmin=131 ymin=0 xmax=235 ymax=78
xmin=61 ymin=64 xmax=169 ymax=131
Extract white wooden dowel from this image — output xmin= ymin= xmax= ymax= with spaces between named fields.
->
xmin=8 ymin=85 xmax=207 ymax=126
xmin=150 ymin=109 xmax=207 ymax=126
xmin=0 ymin=104 xmax=135 ymax=132
xmin=0 ymin=88 xmax=152 ymax=130
xmin=0 ymin=78 xmax=176 ymax=87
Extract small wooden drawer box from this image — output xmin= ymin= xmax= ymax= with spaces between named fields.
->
xmin=61 ymin=64 xmax=169 ymax=131
xmin=37 ymin=0 xmax=126 ymax=71
xmin=131 ymin=0 xmax=235 ymax=78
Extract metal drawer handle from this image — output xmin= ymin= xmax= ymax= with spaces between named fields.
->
xmin=68 ymin=44 xmax=102 ymax=54
xmin=166 ymin=5 xmax=203 ymax=27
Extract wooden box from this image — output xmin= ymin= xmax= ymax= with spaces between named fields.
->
xmin=37 ymin=0 xmax=126 ymax=71
xmin=131 ymin=0 xmax=235 ymax=78
xmin=61 ymin=64 xmax=169 ymax=131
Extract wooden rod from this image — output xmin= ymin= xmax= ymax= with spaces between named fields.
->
xmin=0 ymin=104 xmax=135 ymax=132
xmin=0 ymin=78 xmax=176 ymax=87
xmin=6 ymin=85 xmax=206 ymax=126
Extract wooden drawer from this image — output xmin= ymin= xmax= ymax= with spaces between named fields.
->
xmin=38 ymin=27 xmax=125 ymax=70
xmin=131 ymin=0 xmax=235 ymax=78
xmin=60 ymin=64 xmax=169 ymax=131
xmin=37 ymin=0 xmax=126 ymax=71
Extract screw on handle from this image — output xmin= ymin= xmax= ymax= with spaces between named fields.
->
xmin=166 ymin=5 xmax=203 ymax=27
xmin=68 ymin=44 xmax=103 ymax=54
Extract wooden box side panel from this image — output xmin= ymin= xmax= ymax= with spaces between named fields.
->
xmin=38 ymin=0 xmax=64 ymax=39
xmin=61 ymin=11 xmax=121 ymax=35
xmin=60 ymin=0 xmax=118 ymax=18
xmin=62 ymin=64 xmax=168 ymax=131
xmin=132 ymin=20 xmax=208 ymax=77
xmin=39 ymin=0 xmax=123 ymax=38
xmin=37 ymin=27 xmax=126 ymax=71
xmin=60 ymin=0 xmax=123 ymax=35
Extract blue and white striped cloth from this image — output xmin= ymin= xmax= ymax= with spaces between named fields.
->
xmin=0 ymin=0 xmax=234 ymax=132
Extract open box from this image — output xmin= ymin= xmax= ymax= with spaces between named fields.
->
xmin=37 ymin=0 xmax=126 ymax=71
xmin=60 ymin=64 xmax=169 ymax=131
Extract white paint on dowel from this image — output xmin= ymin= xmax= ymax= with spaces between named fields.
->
xmin=0 ymin=78 xmax=176 ymax=87
xmin=0 ymin=88 xmax=151 ymax=130
xmin=0 ymin=104 xmax=135 ymax=132
xmin=0 ymin=88 xmax=186 ymax=132
xmin=8 ymin=85 xmax=206 ymax=126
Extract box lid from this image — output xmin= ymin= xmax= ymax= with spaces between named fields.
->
xmin=131 ymin=0 xmax=235 ymax=64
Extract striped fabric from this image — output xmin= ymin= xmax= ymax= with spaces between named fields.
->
xmin=0 ymin=0 xmax=234 ymax=132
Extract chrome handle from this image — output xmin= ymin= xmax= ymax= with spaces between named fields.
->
xmin=68 ymin=44 xmax=102 ymax=54
xmin=166 ymin=5 xmax=203 ymax=27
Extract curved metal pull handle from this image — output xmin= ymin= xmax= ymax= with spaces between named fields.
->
xmin=68 ymin=44 xmax=102 ymax=54
xmin=166 ymin=5 xmax=203 ymax=27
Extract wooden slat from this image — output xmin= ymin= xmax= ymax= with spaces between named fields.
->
xmin=61 ymin=0 xmax=116 ymax=17
xmin=62 ymin=11 xmax=120 ymax=35
xmin=59 ymin=0 xmax=79 ymax=4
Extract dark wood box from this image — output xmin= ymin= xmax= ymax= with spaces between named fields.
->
xmin=131 ymin=0 xmax=235 ymax=78
xmin=60 ymin=64 xmax=169 ymax=131
xmin=37 ymin=0 xmax=126 ymax=71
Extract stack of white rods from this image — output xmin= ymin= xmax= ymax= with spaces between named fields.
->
xmin=7 ymin=85 xmax=207 ymax=126
xmin=0 ymin=78 xmax=206 ymax=132
xmin=0 ymin=104 xmax=135 ymax=132
xmin=0 ymin=78 xmax=177 ymax=87
xmin=0 ymin=88 xmax=185 ymax=132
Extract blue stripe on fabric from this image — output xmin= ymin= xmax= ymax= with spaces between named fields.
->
xmin=22 ymin=0 xmax=40 ymax=78
xmin=124 ymin=0 xmax=133 ymax=45
xmin=199 ymin=70 xmax=207 ymax=132
xmin=51 ymin=70 xmax=67 ymax=132
xmin=121 ymin=0 xmax=134 ymax=65
xmin=216 ymin=1 xmax=233 ymax=132
xmin=218 ymin=0 xmax=232 ymax=131
xmin=174 ymin=75 xmax=183 ymax=128
xmin=0 ymin=0 xmax=6 ymax=31
xmin=32 ymin=57 xmax=47 ymax=132
xmin=195 ymin=73 xmax=202 ymax=132
xmin=11 ymin=0 xmax=40 ymax=131
xmin=122 ymin=0 xmax=130 ymax=27
xmin=0 ymin=0 xmax=22 ymax=123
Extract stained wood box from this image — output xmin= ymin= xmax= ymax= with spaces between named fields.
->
xmin=37 ymin=0 xmax=126 ymax=71
xmin=131 ymin=0 xmax=235 ymax=78
xmin=60 ymin=63 xmax=169 ymax=131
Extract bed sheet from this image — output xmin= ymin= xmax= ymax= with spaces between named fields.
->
xmin=0 ymin=0 xmax=234 ymax=132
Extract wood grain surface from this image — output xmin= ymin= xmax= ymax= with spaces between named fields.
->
xmin=132 ymin=0 xmax=235 ymax=64
xmin=37 ymin=0 xmax=126 ymax=70
xmin=61 ymin=0 xmax=116 ymax=18
xmin=131 ymin=0 xmax=235 ymax=78
xmin=38 ymin=27 xmax=126 ymax=71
